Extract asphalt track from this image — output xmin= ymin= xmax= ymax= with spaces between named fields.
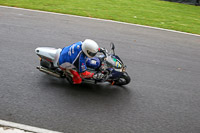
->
xmin=0 ymin=6 xmax=200 ymax=133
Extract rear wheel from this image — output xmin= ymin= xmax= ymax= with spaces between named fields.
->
xmin=113 ymin=72 xmax=131 ymax=85
xmin=65 ymin=76 xmax=73 ymax=84
xmin=40 ymin=59 xmax=52 ymax=68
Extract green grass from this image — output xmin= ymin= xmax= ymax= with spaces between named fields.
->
xmin=0 ymin=0 xmax=200 ymax=34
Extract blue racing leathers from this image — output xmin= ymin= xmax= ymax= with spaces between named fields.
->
xmin=59 ymin=41 xmax=87 ymax=73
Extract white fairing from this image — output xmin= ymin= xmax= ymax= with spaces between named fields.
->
xmin=35 ymin=47 xmax=62 ymax=67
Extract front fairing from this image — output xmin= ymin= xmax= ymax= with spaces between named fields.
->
xmin=107 ymin=68 xmax=123 ymax=80
xmin=112 ymin=55 xmax=123 ymax=64
xmin=106 ymin=55 xmax=124 ymax=70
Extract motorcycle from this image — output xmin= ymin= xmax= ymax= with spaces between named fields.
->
xmin=35 ymin=43 xmax=131 ymax=85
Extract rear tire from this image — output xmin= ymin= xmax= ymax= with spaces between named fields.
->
xmin=66 ymin=76 xmax=73 ymax=84
xmin=40 ymin=59 xmax=52 ymax=68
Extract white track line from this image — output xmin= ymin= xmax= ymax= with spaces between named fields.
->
xmin=0 ymin=5 xmax=200 ymax=37
xmin=0 ymin=119 xmax=62 ymax=133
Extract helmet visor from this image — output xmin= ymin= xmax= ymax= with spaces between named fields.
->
xmin=87 ymin=50 xmax=97 ymax=57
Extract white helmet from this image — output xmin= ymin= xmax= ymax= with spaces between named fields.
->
xmin=82 ymin=39 xmax=99 ymax=58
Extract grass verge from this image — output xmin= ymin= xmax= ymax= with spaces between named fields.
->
xmin=0 ymin=0 xmax=200 ymax=35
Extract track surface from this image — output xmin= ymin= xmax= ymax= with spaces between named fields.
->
xmin=0 ymin=7 xmax=200 ymax=133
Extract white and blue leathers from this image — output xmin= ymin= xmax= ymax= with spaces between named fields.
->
xmin=59 ymin=41 xmax=87 ymax=73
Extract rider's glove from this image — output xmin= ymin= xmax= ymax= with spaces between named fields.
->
xmin=93 ymin=72 xmax=104 ymax=80
xmin=98 ymin=47 xmax=105 ymax=52
xmin=98 ymin=48 xmax=107 ymax=56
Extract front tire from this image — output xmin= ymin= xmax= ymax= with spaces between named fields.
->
xmin=113 ymin=72 xmax=131 ymax=85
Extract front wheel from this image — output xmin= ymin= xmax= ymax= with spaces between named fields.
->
xmin=113 ymin=72 xmax=131 ymax=86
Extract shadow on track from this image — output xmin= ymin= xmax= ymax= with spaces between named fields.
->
xmin=36 ymin=74 xmax=132 ymax=101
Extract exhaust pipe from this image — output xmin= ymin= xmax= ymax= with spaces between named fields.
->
xmin=36 ymin=66 xmax=61 ymax=78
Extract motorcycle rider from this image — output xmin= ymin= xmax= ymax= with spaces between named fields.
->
xmin=59 ymin=39 xmax=104 ymax=84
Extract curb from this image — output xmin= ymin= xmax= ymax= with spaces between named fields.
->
xmin=0 ymin=120 xmax=63 ymax=133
